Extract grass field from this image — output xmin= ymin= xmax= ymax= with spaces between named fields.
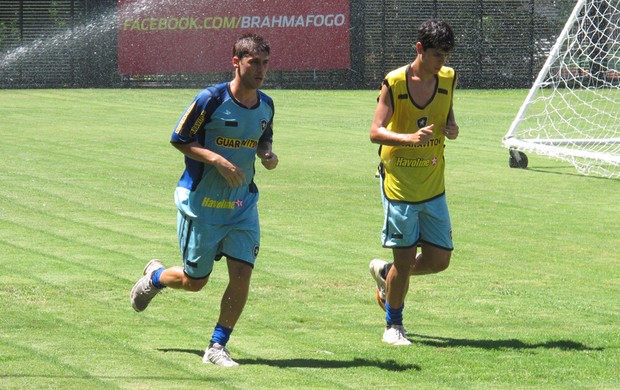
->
xmin=0 ymin=89 xmax=618 ymax=389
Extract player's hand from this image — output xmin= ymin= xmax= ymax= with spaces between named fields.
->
xmin=215 ymin=158 xmax=246 ymax=187
xmin=411 ymin=125 xmax=434 ymax=145
xmin=444 ymin=121 xmax=459 ymax=140
xmin=260 ymin=151 xmax=279 ymax=170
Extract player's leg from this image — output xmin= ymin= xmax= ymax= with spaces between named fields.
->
xmin=130 ymin=211 xmax=217 ymax=311
xmin=157 ymin=266 xmax=210 ymax=291
xmin=214 ymin=210 xmax=259 ymax=330
xmin=370 ymin=197 xmax=416 ymax=313
xmin=373 ymin=193 xmax=453 ymax=282
xmin=413 ymin=193 xmax=453 ymax=274
xmin=218 ymin=259 xmax=253 ymax=329
xmin=385 ymin=247 xmax=415 ymax=308
xmin=130 ymin=263 xmax=210 ymax=312
xmin=370 ymin=254 xmax=417 ymax=311
xmin=411 ymin=243 xmax=451 ymax=275
xmin=370 ymin=172 xmax=391 ymax=310
xmin=203 ymin=258 xmax=252 ymax=367
xmin=380 ymin=199 xmax=419 ymax=345
xmin=382 ymin=247 xmax=415 ymax=345
xmin=204 ymin=210 xmax=259 ymax=367
xmin=376 ymin=242 xmax=451 ymax=281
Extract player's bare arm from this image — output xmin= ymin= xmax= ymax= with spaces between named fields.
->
xmin=370 ymin=83 xmax=435 ymax=146
xmin=444 ymin=107 xmax=459 ymax=140
xmin=171 ymin=141 xmax=246 ymax=187
xmin=256 ymin=141 xmax=278 ymax=170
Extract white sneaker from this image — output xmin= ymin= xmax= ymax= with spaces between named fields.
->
xmin=369 ymin=259 xmax=388 ymax=311
xmin=203 ymin=343 xmax=239 ymax=367
xmin=382 ymin=325 xmax=412 ymax=346
xmin=130 ymin=259 xmax=164 ymax=312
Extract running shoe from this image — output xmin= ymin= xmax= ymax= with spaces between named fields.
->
xmin=382 ymin=325 xmax=411 ymax=346
xmin=203 ymin=343 xmax=239 ymax=367
xmin=369 ymin=259 xmax=388 ymax=311
xmin=130 ymin=259 xmax=164 ymax=312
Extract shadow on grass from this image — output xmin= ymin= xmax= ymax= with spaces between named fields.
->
xmin=157 ymin=349 xmax=420 ymax=371
xmin=236 ymin=357 xmax=420 ymax=371
xmin=513 ymin=165 xmax=617 ymax=181
xmin=158 ymin=348 xmax=204 ymax=357
xmin=410 ymin=334 xmax=604 ymax=351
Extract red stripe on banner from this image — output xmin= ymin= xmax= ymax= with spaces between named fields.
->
xmin=117 ymin=0 xmax=350 ymax=75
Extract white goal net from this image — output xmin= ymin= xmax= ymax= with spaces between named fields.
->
xmin=503 ymin=0 xmax=619 ymax=178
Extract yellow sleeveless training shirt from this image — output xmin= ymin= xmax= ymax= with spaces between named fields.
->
xmin=380 ymin=64 xmax=456 ymax=203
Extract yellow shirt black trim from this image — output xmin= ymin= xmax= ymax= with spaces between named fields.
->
xmin=381 ymin=64 xmax=456 ymax=203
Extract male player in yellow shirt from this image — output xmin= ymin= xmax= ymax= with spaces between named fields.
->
xmin=368 ymin=20 xmax=459 ymax=345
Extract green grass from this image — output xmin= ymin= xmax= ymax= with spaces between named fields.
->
xmin=0 ymin=89 xmax=618 ymax=389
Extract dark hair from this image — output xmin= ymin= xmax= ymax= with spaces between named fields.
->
xmin=233 ymin=33 xmax=270 ymax=59
xmin=418 ymin=20 xmax=455 ymax=52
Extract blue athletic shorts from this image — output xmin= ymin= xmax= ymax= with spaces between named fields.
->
xmin=177 ymin=206 xmax=260 ymax=279
xmin=382 ymin=193 xmax=453 ymax=250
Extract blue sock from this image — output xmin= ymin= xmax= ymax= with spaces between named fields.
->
xmin=151 ymin=268 xmax=166 ymax=289
xmin=385 ymin=301 xmax=404 ymax=326
xmin=210 ymin=323 xmax=233 ymax=347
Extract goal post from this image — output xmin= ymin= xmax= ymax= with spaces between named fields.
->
xmin=503 ymin=0 xmax=620 ymax=178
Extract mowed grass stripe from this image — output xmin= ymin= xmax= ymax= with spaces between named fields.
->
xmin=1 ymin=173 xmax=174 ymax=240
xmin=0 ymin=191 xmax=172 ymax=263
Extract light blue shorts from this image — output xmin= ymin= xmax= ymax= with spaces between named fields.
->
xmin=177 ymin=206 xmax=260 ymax=279
xmin=382 ymin=193 xmax=453 ymax=250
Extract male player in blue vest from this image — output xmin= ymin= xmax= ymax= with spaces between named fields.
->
xmin=368 ymin=20 xmax=459 ymax=345
xmin=130 ymin=33 xmax=278 ymax=366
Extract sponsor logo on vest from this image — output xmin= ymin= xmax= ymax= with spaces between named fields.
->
xmin=395 ymin=157 xmax=438 ymax=168
xmin=404 ymin=138 xmax=441 ymax=148
xmin=202 ymin=197 xmax=244 ymax=209
xmin=215 ymin=136 xmax=258 ymax=149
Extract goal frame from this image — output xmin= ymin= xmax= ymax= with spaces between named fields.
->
xmin=502 ymin=0 xmax=620 ymax=172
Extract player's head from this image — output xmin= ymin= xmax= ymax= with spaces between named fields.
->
xmin=233 ymin=33 xmax=270 ymax=89
xmin=233 ymin=33 xmax=270 ymax=59
xmin=417 ymin=20 xmax=455 ymax=53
